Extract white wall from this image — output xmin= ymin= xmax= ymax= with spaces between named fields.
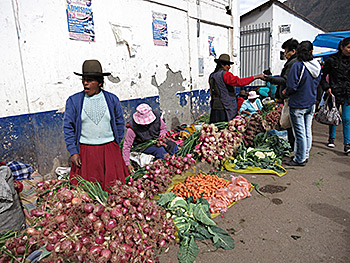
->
xmin=270 ymin=4 xmax=325 ymax=75
xmin=240 ymin=3 xmax=326 ymax=76
xmin=0 ymin=0 xmax=236 ymax=118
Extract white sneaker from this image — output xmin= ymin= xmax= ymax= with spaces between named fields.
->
xmin=327 ymin=138 xmax=335 ymax=148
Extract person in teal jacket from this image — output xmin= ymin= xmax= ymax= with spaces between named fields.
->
xmin=259 ymin=69 xmax=277 ymax=98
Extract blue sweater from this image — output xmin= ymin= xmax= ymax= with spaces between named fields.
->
xmin=285 ymin=60 xmax=321 ymax=109
xmin=63 ymin=90 xmax=125 ymax=156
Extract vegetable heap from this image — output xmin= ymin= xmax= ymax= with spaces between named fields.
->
xmin=158 ymin=192 xmax=235 ymax=263
xmin=195 ymin=118 xmax=244 ymax=166
xmin=1 ymin=178 xmax=176 ymax=263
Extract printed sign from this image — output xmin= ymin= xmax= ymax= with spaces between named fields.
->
xmin=66 ymin=0 xmax=95 ymax=42
xmin=208 ymin=36 xmax=216 ymax=58
xmin=279 ymin=25 xmax=291 ymax=34
xmin=152 ymin=12 xmax=168 ymax=46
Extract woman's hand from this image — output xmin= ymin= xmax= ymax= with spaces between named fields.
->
xmin=242 ymin=110 xmax=251 ymax=116
xmin=326 ymin=88 xmax=332 ymax=96
xmin=71 ymin=154 xmax=81 ymax=168
xmin=127 ymin=165 xmax=134 ymax=174
xmin=254 ymin=74 xmax=265 ymax=80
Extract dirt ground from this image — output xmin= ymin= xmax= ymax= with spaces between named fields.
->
xmin=159 ymin=121 xmax=350 ymax=263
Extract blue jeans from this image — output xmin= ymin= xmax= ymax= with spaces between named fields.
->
xmin=328 ymin=98 xmax=350 ymax=145
xmin=289 ymin=105 xmax=315 ymax=163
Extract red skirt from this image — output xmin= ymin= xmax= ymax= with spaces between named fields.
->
xmin=70 ymin=141 xmax=128 ymax=192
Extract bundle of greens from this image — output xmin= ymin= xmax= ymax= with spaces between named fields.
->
xmin=232 ymin=144 xmax=285 ymax=173
xmin=253 ymin=132 xmax=291 ymax=158
xmin=157 ymin=193 xmax=235 ymax=263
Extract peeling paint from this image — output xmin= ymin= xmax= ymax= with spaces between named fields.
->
xmin=155 ymin=66 xmax=192 ymax=130
xmin=107 ymin=74 xmax=121 ymax=84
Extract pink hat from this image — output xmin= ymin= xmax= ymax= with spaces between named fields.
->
xmin=133 ymin=104 xmax=156 ymax=125
xmin=248 ymin=91 xmax=259 ymax=99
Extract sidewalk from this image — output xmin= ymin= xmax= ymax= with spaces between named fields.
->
xmin=159 ymin=121 xmax=350 ymax=263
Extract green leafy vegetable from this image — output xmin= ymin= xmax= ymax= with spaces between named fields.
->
xmin=178 ymin=235 xmax=199 ymax=263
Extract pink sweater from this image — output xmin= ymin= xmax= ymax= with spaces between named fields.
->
xmin=122 ymin=119 xmax=167 ymax=166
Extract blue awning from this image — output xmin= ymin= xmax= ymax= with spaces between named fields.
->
xmin=313 ymin=31 xmax=350 ymax=49
xmin=313 ymin=50 xmax=338 ymax=58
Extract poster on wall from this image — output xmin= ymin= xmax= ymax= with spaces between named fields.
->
xmin=66 ymin=0 xmax=95 ymax=42
xmin=208 ymin=36 xmax=216 ymax=58
xmin=152 ymin=12 xmax=168 ymax=46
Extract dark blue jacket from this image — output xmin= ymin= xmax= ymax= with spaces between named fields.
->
xmin=286 ymin=60 xmax=321 ymax=109
xmin=63 ymin=90 xmax=125 ymax=156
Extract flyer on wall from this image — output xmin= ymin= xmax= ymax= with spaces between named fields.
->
xmin=152 ymin=12 xmax=168 ymax=46
xmin=66 ymin=0 xmax=95 ymax=42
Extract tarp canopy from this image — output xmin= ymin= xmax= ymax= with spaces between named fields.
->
xmin=313 ymin=31 xmax=350 ymax=49
xmin=313 ymin=50 xmax=337 ymax=58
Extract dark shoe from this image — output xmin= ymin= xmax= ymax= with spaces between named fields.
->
xmin=345 ymin=144 xmax=350 ymax=154
xmin=327 ymin=138 xmax=335 ymax=148
xmin=284 ymin=160 xmax=306 ymax=167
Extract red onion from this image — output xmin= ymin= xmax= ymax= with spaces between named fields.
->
xmin=74 ymin=241 xmax=83 ymax=252
xmin=87 ymin=213 xmax=97 ymax=222
xmin=31 ymin=208 xmax=44 ymax=217
xmin=109 ymin=240 xmax=119 ymax=252
xmin=159 ymin=239 xmax=166 ymax=247
xmin=93 ymin=220 xmax=105 ymax=232
xmin=46 ymin=243 xmax=55 ymax=251
xmin=55 ymin=214 xmax=66 ymax=224
xmin=16 ymin=246 xmax=25 ymax=254
xmin=36 ymin=181 xmax=44 ymax=188
xmin=89 ymin=245 xmax=103 ymax=256
xmin=71 ymin=197 xmax=82 ymax=205
xmin=110 ymin=207 xmax=123 ymax=219
xmin=80 ymin=192 xmax=93 ymax=202
xmin=101 ymin=211 xmax=110 ymax=222
xmin=58 ymin=190 xmax=74 ymax=203
xmin=84 ymin=203 xmax=94 ymax=213
xmin=101 ymin=249 xmax=112 ymax=260
xmin=122 ymin=207 xmax=128 ymax=214
xmin=26 ymin=227 xmax=39 ymax=236
xmin=93 ymin=204 xmax=105 ymax=216
xmin=106 ymin=219 xmax=117 ymax=231
xmin=61 ymin=239 xmax=73 ymax=251
xmin=122 ymin=243 xmax=133 ymax=253
xmin=95 ymin=234 xmax=105 ymax=244
xmin=48 ymin=233 xmax=59 ymax=243
xmin=80 ymin=236 xmax=91 ymax=246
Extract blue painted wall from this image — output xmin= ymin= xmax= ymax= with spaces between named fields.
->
xmin=0 ymin=90 xmax=211 ymax=174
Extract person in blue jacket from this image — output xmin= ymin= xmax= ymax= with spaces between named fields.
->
xmin=63 ymin=60 xmax=128 ymax=191
xmin=239 ymin=91 xmax=263 ymax=116
xmin=283 ymin=41 xmax=321 ymax=166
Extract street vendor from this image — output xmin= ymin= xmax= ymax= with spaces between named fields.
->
xmin=122 ymin=103 xmax=178 ymax=174
xmin=63 ymin=59 xmax=128 ymax=191
xmin=209 ymin=53 xmax=264 ymax=123
xmin=239 ymin=91 xmax=263 ymax=116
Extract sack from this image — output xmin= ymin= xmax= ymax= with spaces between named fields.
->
xmin=279 ymin=99 xmax=292 ymax=129
xmin=315 ymin=94 xmax=342 ymax=126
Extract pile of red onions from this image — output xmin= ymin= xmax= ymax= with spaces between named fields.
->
xmin=262 ymin=105 xmax=282 ymax=131
xmin=131 ymin=154 xmax=196 ymax=199
xmin=195 ymin=122 xmax=243 ymax=166
xmin=1 ymin=179 xmax=176 ymax=263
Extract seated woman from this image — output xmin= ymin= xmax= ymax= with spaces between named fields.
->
xmin=239 ymin=91 xmax=263 ymax=116
xmin=122 ymin=103 xmax=178 ymax=173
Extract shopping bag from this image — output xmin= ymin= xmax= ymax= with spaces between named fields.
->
xmin=315 ymin=94 xmax=341 ymax=126
xmin=279 ymin=99 xmax=292 ymax=129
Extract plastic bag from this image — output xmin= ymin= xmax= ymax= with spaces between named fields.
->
xmin=279 ymin=99 xmax=292 ymax=129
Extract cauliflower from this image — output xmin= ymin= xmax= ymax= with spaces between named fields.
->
xmin=254 ymin=151 xmax=265 ymax=159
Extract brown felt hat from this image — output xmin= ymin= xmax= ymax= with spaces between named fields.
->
xmin=214 ymin=54 xmax=234 ymax=65
xmin=74 ymin=60 xmax=111 ymax=77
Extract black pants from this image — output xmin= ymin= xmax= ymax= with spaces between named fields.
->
xmin=209 ymin=109 xmax=228 ymax=124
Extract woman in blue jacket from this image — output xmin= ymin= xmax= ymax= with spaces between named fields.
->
xmin=283 ymin=41 xmax=321 ymax=166
xmin=63 ymin=60 xmax=128 ymax=191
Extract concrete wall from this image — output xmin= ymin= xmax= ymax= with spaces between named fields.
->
xmin=0 ymin=0 xmax=238 ymax=175
xmin=240 ymin=3 xmax=326 ymax=76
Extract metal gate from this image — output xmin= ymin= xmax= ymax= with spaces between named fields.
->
xmin=240 ymin=23 xmax=271 ymax=86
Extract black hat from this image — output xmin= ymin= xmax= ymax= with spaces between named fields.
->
xmin=214 ymin=54 xmax=234 ymax=65
xmin=74 ymin=60 xmax=111 ymax=77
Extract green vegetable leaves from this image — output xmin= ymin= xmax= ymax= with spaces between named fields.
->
xmin=208 ymin=226 xmax=235 ymax=250
xmin=178 ymin=236 xmax=199 ymax=263
xmin=157 ymin=192 xmax=176 ymax=207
